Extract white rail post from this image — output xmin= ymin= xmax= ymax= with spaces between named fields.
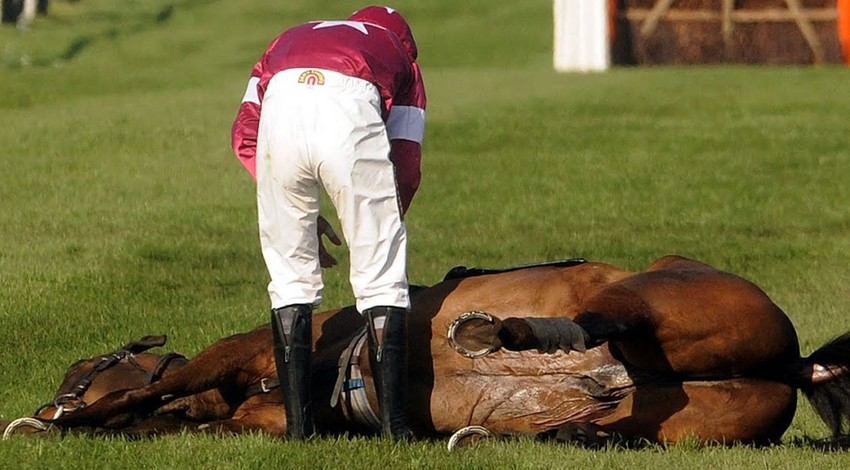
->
xmin=18 ymin=0 xmax=38 ymax=30
xmin=553 ymin=0 xmax=610 ymax=72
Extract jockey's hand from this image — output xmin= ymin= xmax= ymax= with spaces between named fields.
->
xmin=318 ymin=215 xmax=342 ymax=268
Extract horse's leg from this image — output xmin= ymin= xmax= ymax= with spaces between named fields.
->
xmin=498 ymin=317 xmax=591 ymax=353
xmin=570 ymin=378 xmax=797 ymax=446
xmin=536 ymin=422 xmax=618 ymax=448
xmin=153 ymin=388 xmax=237 ymax=423
xmin=446 ymin=312 xmax=590 ymax=355
xmin=102 ymin=415 xmax=198 ymax=437
xmin=497 ymin=257 xmax=800 ymax=377
xmin=54 ymin=327 xmax=273 ymax=429
xmin=573 ymin=269 xmax=801 ymax=376
xmin=491 ymin=258 xmax=799 ymax=376
xmin=195 ymin=402 xmax=286 ymax=437
xmin=92 ymin=402 xmax=286 ymax=438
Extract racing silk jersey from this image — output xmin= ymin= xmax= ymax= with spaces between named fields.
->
xmin=231 ymin=20 xmax=427 ymax=213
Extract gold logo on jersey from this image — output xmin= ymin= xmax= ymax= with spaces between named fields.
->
xmin=298 ymin=70 xmax=325 ymax=86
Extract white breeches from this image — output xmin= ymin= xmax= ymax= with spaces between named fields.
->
xmin=256 ymin=68 xmax=410 ymax=313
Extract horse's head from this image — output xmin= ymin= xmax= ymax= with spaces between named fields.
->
xmin=32 ymin=335 xmax=187 ymax=422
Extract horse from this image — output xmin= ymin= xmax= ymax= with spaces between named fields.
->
xmin=4 ymin=255 xmax=850 ymax=446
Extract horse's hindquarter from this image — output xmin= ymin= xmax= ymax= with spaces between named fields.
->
xmin=581 ymin=259 xmax=802 ymax=377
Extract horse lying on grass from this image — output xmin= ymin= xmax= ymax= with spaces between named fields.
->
xmin=4 ymin=255 xmax=850 ymax=447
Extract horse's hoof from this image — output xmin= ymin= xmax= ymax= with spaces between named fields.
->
xmin=2 ymin=417 xmax=51 ymax=439
xmin=447 ymin=425 xmax=495 ymax=451
xmin=551 ymin=422 xmax=611 ymax=448
xmin=447 ymin=311 xmax=502 ymax=358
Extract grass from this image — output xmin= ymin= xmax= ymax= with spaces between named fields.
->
xmin=2 ymin=0 xmax=850 ymax=467
xmin=5 ymin=434 xmax=850 ymax=470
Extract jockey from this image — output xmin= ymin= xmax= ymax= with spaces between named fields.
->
xmin=230 ymin=5 xmax=426 ymax=440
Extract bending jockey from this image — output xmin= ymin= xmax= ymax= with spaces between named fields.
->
xmin=230 ymin=5 xmax=426 ymax=440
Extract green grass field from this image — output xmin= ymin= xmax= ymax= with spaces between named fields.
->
xmin=2 ymin=0 xmax=850 ymax=468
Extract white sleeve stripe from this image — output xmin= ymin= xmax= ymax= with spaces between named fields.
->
xmin=241 ymin=76 xmax=261 ymax=105
xmin=386 ymin=106 xmax=425 ymax=143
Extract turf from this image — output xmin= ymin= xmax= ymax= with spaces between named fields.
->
xmin=1 ymin=0 xmax=850 ymax=467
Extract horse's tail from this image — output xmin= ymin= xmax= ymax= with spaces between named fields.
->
xmin=796 ymin=331 xmax=850 ymax=437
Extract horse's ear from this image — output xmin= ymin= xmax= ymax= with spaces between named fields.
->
xmin=121 ymin=335 xmax=168 ymax=354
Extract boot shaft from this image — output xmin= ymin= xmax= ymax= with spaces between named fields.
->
xmin=271 ymin=304 xmax=313 ymax=360
xmin=271 ymin=304 xmax=315 ymax=439
xmin=364 ymin=306 xmax=412 ymax=439
xmin=365 ymin=306 xmax=408 ymax=361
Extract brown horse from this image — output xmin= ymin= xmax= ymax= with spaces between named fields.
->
xmin=6 ymin=255 xmax=850 ymax=445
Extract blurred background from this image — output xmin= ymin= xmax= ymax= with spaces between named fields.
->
xmin=4 ymin=0 xmax=848 ymax=66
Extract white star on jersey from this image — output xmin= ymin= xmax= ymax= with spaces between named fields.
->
xmin=312 ymin=20 xmax=369 ymax=35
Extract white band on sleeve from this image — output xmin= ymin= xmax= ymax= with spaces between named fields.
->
xmin=386 ymin=106 xmax=425 ymax=143
xmin=241 ymin=77 xmax=261 ymax=105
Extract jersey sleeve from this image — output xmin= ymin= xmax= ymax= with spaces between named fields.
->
xmin=386 ymin=61 xmax=426 ymax=143
xmin=231 ymin=61 xmax=265 ymax=180
xmin=387 ymin=61 xmax=426 ymax=213
xmin=390 ymin=139 xmax=420 ymax=214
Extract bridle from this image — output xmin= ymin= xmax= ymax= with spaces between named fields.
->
xmin=33 ymin=348 xmax=186 ymax=421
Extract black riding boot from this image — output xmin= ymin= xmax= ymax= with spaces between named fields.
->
xmin=271 ymin=304 xmax=315 ymax=439
xmin=364 ymin=306 xmax=412 ymax=440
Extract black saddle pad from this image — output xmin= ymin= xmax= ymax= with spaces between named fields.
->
xmin=443 ymin=258 xmax=587 ymax=281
